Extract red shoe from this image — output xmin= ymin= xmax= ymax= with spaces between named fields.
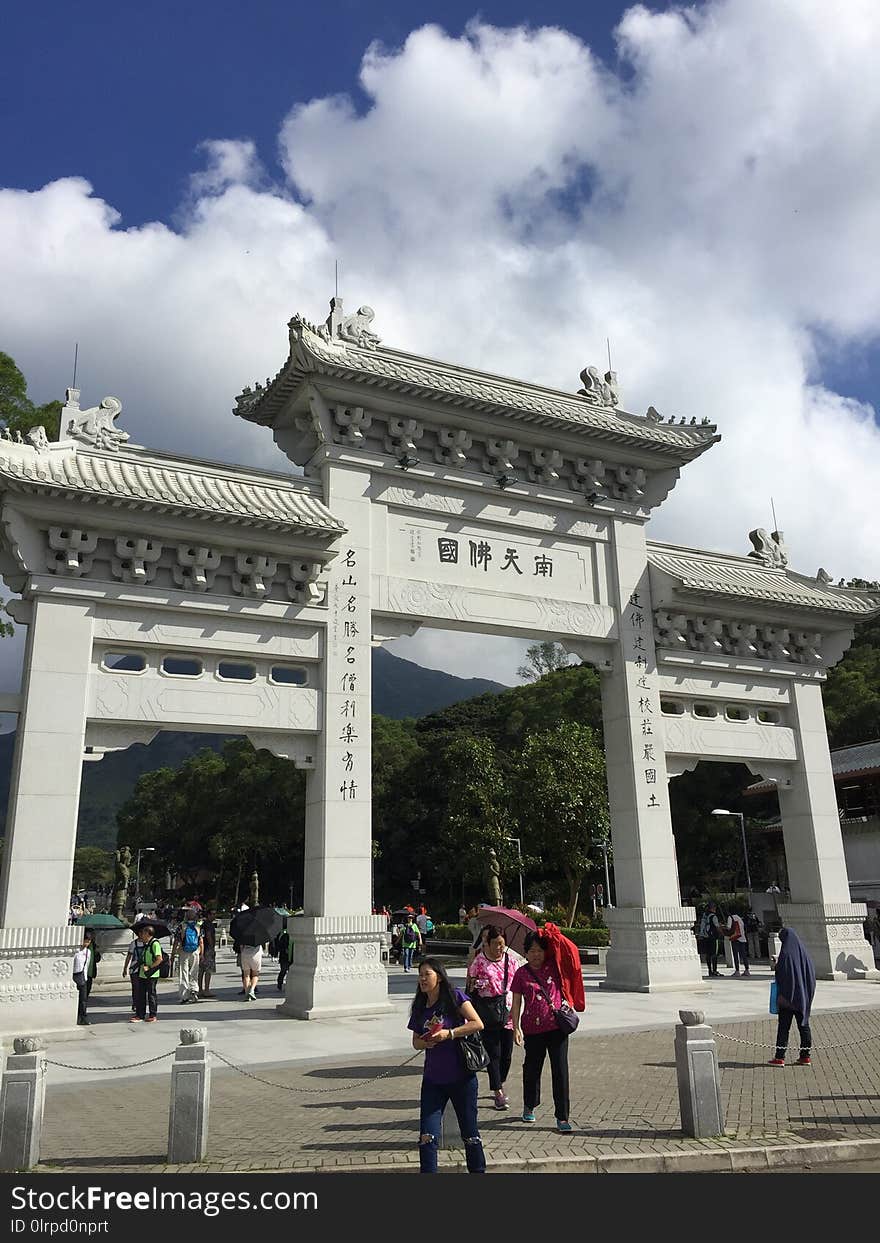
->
xmin=129 ymin=1017 xmax=143 ymax=1023
xmin=145 ymin=1016 xmax=158 ymax=1023
xmin=768 ymin=1057 xmax=785 ymax=1066
xmin=797 ymin=1054 xmax=811 ymax=1065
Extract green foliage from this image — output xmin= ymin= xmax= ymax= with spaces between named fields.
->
xmin=72 ymin=846 xmax=113 ymax=890
xmin=0 ymin=351 xmax=62 ymax=440
xmin=116 ymin=739 xmax=306 ymax=907
xmin=432 ymin=924 xmax=471 ymax=940
xmin=555 ymin=927 xmax=610 ymax=947
xmin=515 ymin=721 xmax=609 ymax=924
xmin=517 ymin=641 xmax=575 ymax=682
xmin=823 ymin=614 xmax=880 ymax=747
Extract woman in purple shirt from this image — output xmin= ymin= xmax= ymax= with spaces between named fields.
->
xmin=408 ymin=957 xmax=486 ymax=1173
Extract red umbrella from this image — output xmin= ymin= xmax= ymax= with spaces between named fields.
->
xmin=473 ymin=905 xmax=537 ymax=956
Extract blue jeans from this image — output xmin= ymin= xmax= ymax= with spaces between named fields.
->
xmin=402 ymin=945 xmax=416 ymax=970
xmin=418 ymin=1074 xmax=485 ymax=1173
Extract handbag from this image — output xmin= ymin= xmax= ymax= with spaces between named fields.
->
xmin=527 ymin=967 xmax=580 ymax=1035
xmin=458 ymin=1030 xmax=490 ymax=1073
xmin=769 ymin=980 xmax=778 ymax=1015
xmin=468 ymin=953 xmax=510 ymax=1031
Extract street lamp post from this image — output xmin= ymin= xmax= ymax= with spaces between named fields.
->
xmin=506 ymin=837 xmax=524 ymax=907
xmin=711 ymin=809 xmax=752 ymax=905
xmin=591 ymin=838 xmax=613 ymax=908
xmin=134 ymin=847 xmax=156 ymax=911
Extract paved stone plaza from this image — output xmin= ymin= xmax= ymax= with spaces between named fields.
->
xmin=20 ymin=950 xmax=880 ymax=1174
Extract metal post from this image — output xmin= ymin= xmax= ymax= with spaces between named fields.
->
xmin=736 ymin=812 xmax=753 ymax=904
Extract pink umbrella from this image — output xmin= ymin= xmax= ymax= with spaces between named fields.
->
xmin=473 ymin=905 xmax=537 ymax=956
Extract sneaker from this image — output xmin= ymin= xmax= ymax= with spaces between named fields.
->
xmin=129 ymin=1017 xmax=143 ymax=1023
xmin=145 ymin=1016 xmax=158 ymax=1023
xmin=521 ymin=1110 xmax=536 ymax=1123
xmin=768 ymin=1057 xmax=785 ymax=1066
xmin=493 ymin=1090 xmax=509 ymax=1111
xmin=797 ymin=1054 xmax=812 ymax=1065
xmin=556 ymin=1120 xmax=574 ymax=1133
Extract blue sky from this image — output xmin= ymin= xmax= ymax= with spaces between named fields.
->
xmin=2 ymin=0 xmax=880 ymax=684
xmin=4 ymin=2 xmax=626 ymax=224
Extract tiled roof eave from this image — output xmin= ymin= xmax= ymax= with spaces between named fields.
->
xmin=0 ymin=473 xmax=343 ymax=539
xmin=241 ymin=334 xmax=719 ymax=461
xmin=673 ymin=580 xmax=877 ymax=619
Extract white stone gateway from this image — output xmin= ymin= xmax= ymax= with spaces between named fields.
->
xmin=0 ymin=301 xmax=877 ymax=1035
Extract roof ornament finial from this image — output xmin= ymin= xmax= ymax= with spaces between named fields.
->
xmin=63 ymin=391 xmax=129 ymax=452
xmin=578 ymin=364 xmax=619 ymax=408
xmin=748 ymin=528 xmax=788 ymax=569
xmin=317 ymin=296 xmax=381 ymax=350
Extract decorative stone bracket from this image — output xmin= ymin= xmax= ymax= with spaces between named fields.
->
xmin=483 ymin=438 xmax=519 ymax=476
xmin=654 ymin=610 xmax=824 ymax=666
xmin=528 ymin=447 xmax=563 ymax=485
xmin=112 ymin=536 xmax=162 ymax=584
xmin=332 ymin=404 xmax=372 ymax=446
xmin=46 ymin=527 xmax=98 ymax=576
xmin=287 ymin=560 xmax=326 ymax=606
xmin=434 ymin=427 xmax=472 ymax=468
xmin=173 ymin=545 xmax=221 ymax=592
xmin=384 ymin=417 xmax=423 ymax=457
xmin=232 ymin=552 xmax=278 ymax=597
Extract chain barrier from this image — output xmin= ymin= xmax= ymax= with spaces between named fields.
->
xmin=209 ymin=1048 xmax=423 ymax=1094
xmin=715 ymin=1027 xmax=880 ymax=1052
xmin=45 ymin=1050 xmax=177 ymax=1072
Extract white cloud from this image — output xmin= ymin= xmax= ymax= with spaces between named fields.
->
xmin=2 ymin=1 xmax=880 ymax=688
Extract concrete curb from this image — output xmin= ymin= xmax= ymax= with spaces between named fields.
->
xmin=338 ymin=1135 xmax=880 ymax=1175
xmin=36 ymin=1136 xmax=880 ymax=1175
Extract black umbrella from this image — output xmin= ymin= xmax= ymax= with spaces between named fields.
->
xmin=129 ymin=921 xmax=173 ymax=940
xmin=230 ymin=906 xmax=283 ymax=947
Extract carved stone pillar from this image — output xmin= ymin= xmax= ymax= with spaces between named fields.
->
xmin=279 ymin=464 xmax=390 ymax=1019
xmin=777 ymin=680 xmax=878 ymax=979
xmin=600 ymin=518 xmax=703 ymax=991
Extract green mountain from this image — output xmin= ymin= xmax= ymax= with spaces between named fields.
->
xmin=0 ymin=649 xmax=507 ymax=850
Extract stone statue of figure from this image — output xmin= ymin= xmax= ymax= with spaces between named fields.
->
xmin=485 ymin=848 xmax=502 ymax=906
xmin=249 ymin=870 xmax=259 ymax=908
xmin=111 ymin=846 xmax=132 ymax=919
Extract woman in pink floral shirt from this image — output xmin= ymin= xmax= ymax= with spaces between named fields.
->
xmin=466 ymin=926 xmax=524 ymax=1110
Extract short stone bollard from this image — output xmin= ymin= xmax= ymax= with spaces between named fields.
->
xmin=168 ymin=1027 xmax=211 ymax=1163
xmin=0 ymin=1037 xmax=47 ymax=1171
xmin=674 ymin=1009 xmax=725 ymax=1139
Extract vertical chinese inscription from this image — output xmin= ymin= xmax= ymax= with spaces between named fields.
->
xmin=332 ymin=547 xmax=366 ymax=805
xmin=626 ymin=589 xmax=663 ymax=812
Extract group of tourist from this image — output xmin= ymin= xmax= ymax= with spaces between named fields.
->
xmin=408 ymin=916 xmax=818 ymax=1173
xmin=694 ymin=901 xmax=757 ymax=977
xmin=409 ymin=923 xmax=586 ymax=1173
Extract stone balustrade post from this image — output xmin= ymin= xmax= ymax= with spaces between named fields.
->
xmin=168 ymin=1027 xmax=210 ymax=1163
xmin=0 ymin=1036 xmax=46 ymax=1170
xmin=674 ymin=1009 xmax=725 ymax=1139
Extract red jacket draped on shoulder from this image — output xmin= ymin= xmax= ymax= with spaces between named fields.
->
xmin=543 ymin=922 xmax=586 ymax=1012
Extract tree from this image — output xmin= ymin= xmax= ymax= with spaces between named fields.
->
xmin=437 ymin=734 xmax=516 ymax=891
xmin=517 ymin=641 xmax=575 ymax=682
xmin=0 ymin=351 xmax=62 ymax=440
xmin=72 ymin=846 xmax=113 ymax=891
xmin=515 ymin=722 xmax=609 ymax=924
